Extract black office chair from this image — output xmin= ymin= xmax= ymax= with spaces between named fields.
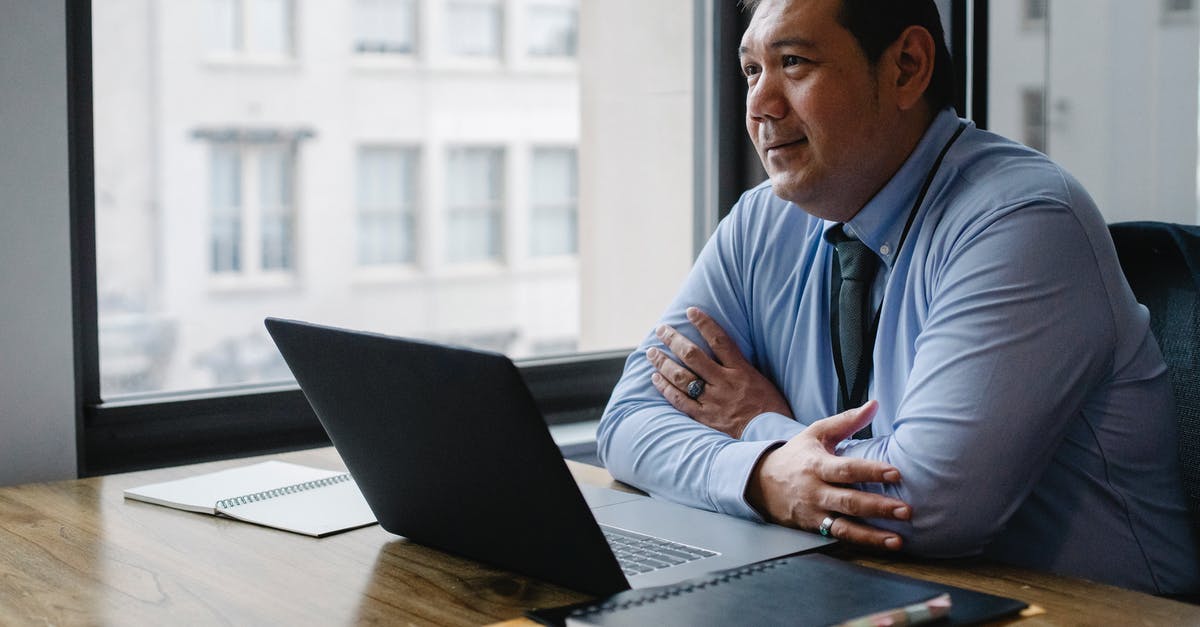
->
xmin=1110 ymin=221 xmax=1200 ymax=595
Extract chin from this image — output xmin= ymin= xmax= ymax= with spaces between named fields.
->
xmin=766 ymin=175 xmax=808 ymax=206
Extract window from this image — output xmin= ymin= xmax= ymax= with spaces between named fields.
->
xmin=353 ymin=0 xmax=417 ymax=54
xmin=1164 ymin=0 xmax=1197 ymax=23
xmin=445 ymin=147 xmax=504 ymax=263
xmin=357 ymin=147 xmax=419 ymax=265
xmin=75 ymin=1 xmax=813 ymax=473
xmin=529 ymin=147 xmax=577 ymax=256
xmin=527 ymin=3 xmax=578 ymax=58
xmin=207 ymin=0 xmax=294 ymax=58
xmin=989 ymin=1 xmax=1200 ymax=225
xmin=1022 ymin=0 xmax=1048 ymax=26
xmin=206 ymin=143 xmax=296 ymax=276
xmin=446 ymin=0 xmax=502 ymax=58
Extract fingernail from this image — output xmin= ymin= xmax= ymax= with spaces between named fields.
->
xmin=893 ymin=506 xmax=911 ymax=520
xmin=884 ymin=536 xmax=901 ymax=550
xmin=651 ymin=373 xmax=662 ymax=385
xmin=883 ymin=470 xmax=901 ymax=482
xmin=646 ymin=347 xmax=659 ymax=360
xmin=686 ymin=307 xmax=699 ymax=320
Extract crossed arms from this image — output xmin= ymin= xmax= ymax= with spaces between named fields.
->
xmin=596 ymin=193 xmax=1115 ymax=555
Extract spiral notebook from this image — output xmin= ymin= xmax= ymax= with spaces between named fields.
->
xmin=123 ymin=460 xmax=378 ymax=537
xmin=527 ymin=553 xmax=1028 ymax=627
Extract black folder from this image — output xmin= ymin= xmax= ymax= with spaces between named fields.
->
xmin=528 ymin=553 xmax=1027 ymax=626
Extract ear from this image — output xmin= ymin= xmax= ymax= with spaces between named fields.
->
xmin=886 ymin=25 xmax=936 ymax=112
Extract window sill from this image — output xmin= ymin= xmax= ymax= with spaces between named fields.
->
xmin=207 ymin=272 xmax=300 ymax=294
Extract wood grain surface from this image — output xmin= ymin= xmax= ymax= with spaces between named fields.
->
xmin=0 ymin=447 xmax=1193 ymax=626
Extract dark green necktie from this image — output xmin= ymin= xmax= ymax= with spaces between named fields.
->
xmin=828 ymin=226 xmax=879 ymax=438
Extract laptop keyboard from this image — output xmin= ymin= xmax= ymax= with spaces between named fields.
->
xmin=600 ymin=525 xmax=718 ymax=577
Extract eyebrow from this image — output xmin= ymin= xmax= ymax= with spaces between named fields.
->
xmin=738 ymin=37 xmax=818 ymax=60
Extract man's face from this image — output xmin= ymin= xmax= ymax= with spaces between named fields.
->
xmin=741 ymin=0 xmax=906 ymax=220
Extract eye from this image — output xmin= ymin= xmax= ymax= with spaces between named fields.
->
xmin=781 ymin=55 xmax=810 ymax=67
xmin=742 ymin=63 xmax=761 ymax=78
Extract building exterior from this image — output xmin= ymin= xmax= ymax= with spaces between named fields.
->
xmin=94 ymin=0 xmax=585 ymax=394
xmin=987 ymin=0 xmax=1200 ymax=225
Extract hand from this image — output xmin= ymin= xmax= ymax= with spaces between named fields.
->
xmin=747 ymin=401 xmax=911 ymax=550
xmin=646 ymin=307 xmax=793 ymax=438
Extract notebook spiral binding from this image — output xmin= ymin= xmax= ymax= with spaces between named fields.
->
xmin=215 ymin=474 xmax=352 ymax=510
xmin=568 ymin=558 xmax=789 ymax=617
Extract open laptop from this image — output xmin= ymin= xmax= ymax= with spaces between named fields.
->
xmin=265 ymin=318 xmax=834 ymax=596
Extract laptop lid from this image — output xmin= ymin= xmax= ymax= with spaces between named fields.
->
xmin=265 ymin=317 xmax=629 ymax=596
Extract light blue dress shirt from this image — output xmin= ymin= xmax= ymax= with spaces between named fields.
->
xmin=598 ymin=109 xmax=1200 ymax=594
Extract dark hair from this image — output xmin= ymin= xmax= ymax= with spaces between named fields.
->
xmin=744 ymin=0 xmax=956 ymax=111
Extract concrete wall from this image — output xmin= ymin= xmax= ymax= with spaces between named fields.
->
xmin=0 ymin=0 xmax=79 ymax=484
xmin=578 ymin=0 xmax=695 ymax=351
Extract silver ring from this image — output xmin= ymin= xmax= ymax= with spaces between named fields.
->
xmin=818 ymin=514 xmax=839 ymax=538
xmin=686 ymin=379 xmax=706 ymax=400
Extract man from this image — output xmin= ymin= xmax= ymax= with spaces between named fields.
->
xmin=597 ymin=0 xmax=1200 ymax=595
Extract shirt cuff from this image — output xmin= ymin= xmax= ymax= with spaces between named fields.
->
xmin=707 ymin=439 xmax=785 ymax=521
xmin=741 ymin=412 xmax=805 ymax=442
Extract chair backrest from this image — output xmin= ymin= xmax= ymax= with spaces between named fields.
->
xmin=1109 ymin=221 xmax=1200 ymax=541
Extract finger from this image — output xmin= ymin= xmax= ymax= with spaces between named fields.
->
xmin=816 ymin=484 xmax=911 ymax=521
xmin=685 ymin=307 xmax=748 ymax=368
xmin=645 ymin=347 xmax=704 ymax=394
xmin=816 ymin=451 xmax=902 ymax=485
xmin=651 ymin=372 xmax=701 ymax=414
xmin=808 ymin=400 xmax=879 ymax=445
xmin=826 ymin=516 xmax=904 ymax=551
xmin=655 ymin=324 xmax=722 ymax=381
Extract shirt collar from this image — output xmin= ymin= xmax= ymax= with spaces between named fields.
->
xmin=823 ymin=108 xmax=966 ymax=268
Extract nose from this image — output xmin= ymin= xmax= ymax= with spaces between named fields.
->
xmin=746 ymin=70 xmax=787 ymax=122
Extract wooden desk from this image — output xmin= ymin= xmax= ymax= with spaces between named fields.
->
xmin=0 ymin=447 xmax=1194 ymax=626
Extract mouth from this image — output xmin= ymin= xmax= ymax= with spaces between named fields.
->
xmin=765 ymin=137 xmax=808 ymax=153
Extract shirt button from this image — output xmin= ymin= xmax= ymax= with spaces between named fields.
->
xmin=880 ymin=244 xmax=892 ymax=256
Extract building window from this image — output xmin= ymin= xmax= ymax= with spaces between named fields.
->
xmin=527 ymin=3 xmax=578 ymax=58
xmin=530 ymin=147 xmax=577 ymax=256
xmin=207 ymin=0 xmax=295 ymax=57
xmin=1021 ymin=87 xmax=1046 ymax=153
xmin=446 ymin=147 xmax=504 ymax=263
xmin=208 ymin=143 xmax=296 ymax=275
xmin=446 ymin=0 xmax=503 ymax=58
xmin=353 ymin=0 xmax=417 ymax=54
xmin=1163 ymin=0 xmax=1197 ymax=23
xmin=1022 ymin=0 xmax=1047 ymax=28
xmin=357 ymin=147 xmax=419 ymax=265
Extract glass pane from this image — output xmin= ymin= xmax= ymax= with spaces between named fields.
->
xmin=988 ymin=0 xmax=1200 ymax=224
xmin=530 ymin=147 xmax=577 ymax=256
xmin=357 ymin=147 xmax=417 ymax=264
xmin=446 ymin=147 xmax=503 ymax=262
xmin=527 ymin=4 xmax=577 ymax=57
xmin=210 ymin=147 xmax=242 ymax=273
xmin=207 ymin=0 xmax=239 ymax=52
xmin=354 ymin=0 xmax=417 ymax=54
xmin=446 ymin=1 xmax=502 ymax=57
xmin=92 ymin=1 xmax=694 ymax=397
xmin=259 ymin=147 xmax=294 ymax=270
xmin=249 ymin=0 xmax=292 ymax=55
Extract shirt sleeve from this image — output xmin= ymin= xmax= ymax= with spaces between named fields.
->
xmin=596 ymin=193 xmax=799 ymax=521
xmin=837 ymin=201 xmax=1116 ymax=556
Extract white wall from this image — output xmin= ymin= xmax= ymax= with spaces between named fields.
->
xmin=0 ymin=1 xmax=79 ymax=483
xmin=578 ymin=0 xmax=695 ymax=350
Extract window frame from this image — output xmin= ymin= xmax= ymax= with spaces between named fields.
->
xmin=70 ymin=0 xmax=982 ymax=477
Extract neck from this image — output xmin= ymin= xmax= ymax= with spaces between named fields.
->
xmin=833 ymin=104 xmax=939 ymax=223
